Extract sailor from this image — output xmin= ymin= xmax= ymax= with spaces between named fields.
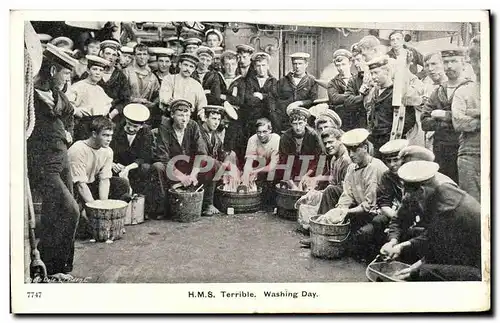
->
xmin=123 ymin=43 xmax=161 ymax=111
xmin=159 ymin=53 xmax=207 ymax=121
xmin=314 ymin=109 xmax=342 ymax=134
xmin=343 ymin=43 xmax=370 ymax=130
xmin=109 ymin=103 xmax=153 ymax=195
xmin=150 ymin=99 xmax=208 ymax=218
xmin=95 ymin=39 xmax=131 ymax=123
xmin=421 ymin=47 xmax=472 ymax=183
xmin=451 ymin=39 xmax=481 ymax=202
xmin=277 ymin=106 xmax=324 ymax=182
xmin=191 ymin=46 xmax=222 ymax=105
xmin=363 ymin=55 xmax=416 ymax=157
xmin=241 ymin=51 xmax=278 ymax=141
xmin=149 ymin=47 xmax=175 ymax=83
xmin=316 ymin=128 xmax=388 ymax=261
xmin=325 ymin=49 xmax=356 ymax=131
xmin=391 ymin=161 xmax=481 ymax=281
xmin=276 ymin=52 xmax=318 ymax=133
xmin=27 ymin=43 xmax=80 ymax=281
xmin=67 ymin=54 xmax=113 ymax=141
xmin=375 ymin=139 xmax=409 ymax=223
xmin=205 ymin=29 xmax=223 ymax=49
xmin=184 ymin=37 xmax=203 ymax=54
xmin=119 ymin=45 xmax=134 ymax=69
xmin=235 ymin=44 xmax=255 ymax=78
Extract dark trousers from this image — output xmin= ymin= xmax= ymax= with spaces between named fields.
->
xmin=434 ymin=141 xmax=459 ymax=183
xmin=318 ymin=185 xmax=343 ymax=215
xmin=416 ymin=264 xmax=481 ymax=281
xmin=37 ymin=169 xmax=80 ymax=275
xmin=347 ymin=211 xmax=391 ymax=260
xmin=124 ymin=163 xmax=151 ymax=195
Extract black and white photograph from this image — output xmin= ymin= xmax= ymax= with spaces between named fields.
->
xmin=11 ymin=9 xmax=490 ymax=313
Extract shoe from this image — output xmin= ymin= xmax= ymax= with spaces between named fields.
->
xmin=299 ymin=238 xmax=311 ymax=248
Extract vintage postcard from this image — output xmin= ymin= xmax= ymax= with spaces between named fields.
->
xmin=11 ymin=9 xmax=490 ymax=313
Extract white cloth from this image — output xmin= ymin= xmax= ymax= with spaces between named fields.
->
xmin=67 ymin=79 xmax=113 ymax=116
xmin=68 ymin=140 xmax=113 ymax=184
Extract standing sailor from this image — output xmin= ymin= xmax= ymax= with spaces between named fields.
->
xmin=277 ymin=52 xmax=318 ymax=133
xmin=191 ymin=46 xmax=222 ymax=105
xmin=27 ymin=44 xmax=80 ymax=281
xmin=123 ymin=43 xmax=161 ymax=113
xmin=421 ymin=48 xmax=472 ymax=183
xmin=184 ymin=37 xmax=202 ymax=54
xmin=159 ymin=53 xmax=207 ymax=121
xmin=235 ymin=44 xmax=255 ymax=78
xmin=68 ymin=55 xmax=113 ymax=141
xmin=96 ymin=39 xmax=131 ymax=123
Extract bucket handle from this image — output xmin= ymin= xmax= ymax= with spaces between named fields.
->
xmin=326 ymin=231 xmax=350 ymax=243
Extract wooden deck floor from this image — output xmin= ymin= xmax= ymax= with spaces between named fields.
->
xmin=71 ymin=212 xmax=367 ymax=283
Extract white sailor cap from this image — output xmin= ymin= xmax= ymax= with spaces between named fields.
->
xmin=341 ymin=128 xmax=370 ymax=147
xmin=398 ymin=161 xmax=439 ymax=183
xmin=149 ymin=47 xmax=175 ymax=57
xmin=251 ymin=52 xmax=271 ymax=61
xmin=166 ymin=36 xmax=185 ymax=45
xmin=205 ymin=29 xmax=223 ymax=41
xmin=220 ymin=50 xmax=238 ymax=61
xmin=44 ymin=43 xmax=77 ymax=70
xmin=204 ymin=105 xmax=225 ymax=115
xmin=316 ymin=109 xmax=342 ymax=129
xmin=223 ymin=101 xmax=238 ymax=120
xmin=184 ymin=38 xmax=202 ymax=46
xmin=398 ymin=145 xmax=435 ymax=162
xmin=333 ymin=49 xmax=353 ymax=61
xmin=86 ymin=54 xmax=110 ymax=68
xmin=100 ymin=39 xmax=121 ymax=51
xmin=236 ymin=44 xmax=255 ymax=53
xmin=178 ymin=53 xmax=200 ymax=65
xmin=120 ymin=46 xmax=134 ymax=54
xmin=196 ymin=46 xmax=215 ymax=58
xmin=126 ymin=41 xmax=138 ymax=49
xmin=50 ymin=36 xmax=74 ymax=49
xmin=287 ymin=106 xmax=311 ymax=119
xmin=289 ymin=52 xmax=310 ymax=60
xmin=379 ymin=139 xmax=409 ymax=156
xmin=123 ymin=103 xmax=150 ymax=123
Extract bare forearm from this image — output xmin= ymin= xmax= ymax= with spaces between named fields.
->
xmin=99 ymin=178 xmax=110 ymax=200
xmin=77 ymin=182 xmax=95 ymax=203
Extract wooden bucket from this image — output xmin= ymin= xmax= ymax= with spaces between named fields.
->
xmin=216 ymin=186 xmax=262 ymax=214
xmin=309 ymin=215 xmax=350 ymax=259
xmin=168 ymin=187 xmax=204 ymax=223
xmin=85 ymin=200 xmax=128 ymax=242
xmin=275 ymin=184 xmax=307 ymax=221
xmin=124 ymin=195 xmax=145 ymax=225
